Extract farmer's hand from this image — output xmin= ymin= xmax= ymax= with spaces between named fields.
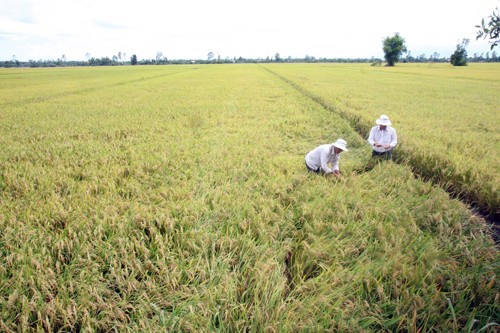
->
xmin=383 ymin=144 xmax=391 ymax=149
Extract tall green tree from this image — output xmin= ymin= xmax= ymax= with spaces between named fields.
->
xmin=450 ymin=39 xmax=469 ymax=66
xmin=382 ymin=33 xmax=407 ymax=66
xmin=131 ymin=54 xmax=138 ymax=65
xmin=476 ymin=7 xmax=500 ymax=50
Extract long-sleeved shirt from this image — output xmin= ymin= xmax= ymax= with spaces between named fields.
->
xmin=305 ymin=144 xmax=340 ymax=174
xmin=368 ymin=126 xmax=398 ymax=153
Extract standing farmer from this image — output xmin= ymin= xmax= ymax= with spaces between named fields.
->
xmin=368 ymin=115 xmax=398 ymax=159
xmin=305 ymin=139 xmax=348 ymax=177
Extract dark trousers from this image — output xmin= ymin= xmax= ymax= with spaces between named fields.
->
xmin=305 ymin=161 xmax=320 ymax=173
xmin=372 ymin=149 xmax=393 ymax=160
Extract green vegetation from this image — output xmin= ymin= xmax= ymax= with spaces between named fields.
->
xmin=0 ymin=64 xmax=498 ymax=332
xmin=451 ymin=39 xmax=470 ymax=66
xmin=476 ymin=6 xmax=500 ymax=50
xmin=382 ymin=33 xmax=407 ymax=66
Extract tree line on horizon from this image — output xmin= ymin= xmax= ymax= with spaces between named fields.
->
xmin=1 ymin=50 xmax=500 ymax=68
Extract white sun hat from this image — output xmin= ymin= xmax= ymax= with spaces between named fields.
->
xmin=332 ymin=139 xmax=348 ymax=151
xmin=376 ymin=115 xmax=392 ymax=126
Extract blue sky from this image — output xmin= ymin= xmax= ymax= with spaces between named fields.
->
xmin=0 ymin=0 xmax=498 ymax=61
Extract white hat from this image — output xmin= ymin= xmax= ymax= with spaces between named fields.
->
xmin=332 ymin=139 xmax=348 ymax=151
xmin=376 ymin=115 xmax=392 ymax=126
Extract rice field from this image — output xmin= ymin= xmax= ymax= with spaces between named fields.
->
xmin=265 ymin=63 xmax=500 ymax=219
xmin=0 ymin=64 xmax=498 ymax=332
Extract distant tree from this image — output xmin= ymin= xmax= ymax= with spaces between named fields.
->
xmin=156 ymin=52 xmax=164 ymax=64
xmin=11 ymin=55 xmax=20 ymax=67
xmin=207 ymin=52 xmax=214 ymax=61
xmin=404 ymin=50 xmax=414 ymax=62
xmin=476 ymin=7 xmax=500 ymax=50
xmin=450 ymin=39 xmax=469 ymax=66
xmin=100 ymin=57 xmax=112 ymax=66
xmin=131 ymin=54 xmax=138 ymax=65
xmin=382 ymin=33 xmax=407 ymax=66
xmin=274 ymin=53 xmax=281 ymax=62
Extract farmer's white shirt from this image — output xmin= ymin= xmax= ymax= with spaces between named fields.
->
xmin=305 ymin=144 xmax=340 ymax=174
xmin=368 ymin=125 xmax=398 ymax=153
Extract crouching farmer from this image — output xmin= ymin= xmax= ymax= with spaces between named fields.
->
xmin=305 ymin=139 xmax=348 ymax=178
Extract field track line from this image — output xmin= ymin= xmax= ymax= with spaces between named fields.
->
xmin=0 ymin=68 xmax=197 ymax=108
xmin=261 ymin=66 xmax=499 ymax=243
